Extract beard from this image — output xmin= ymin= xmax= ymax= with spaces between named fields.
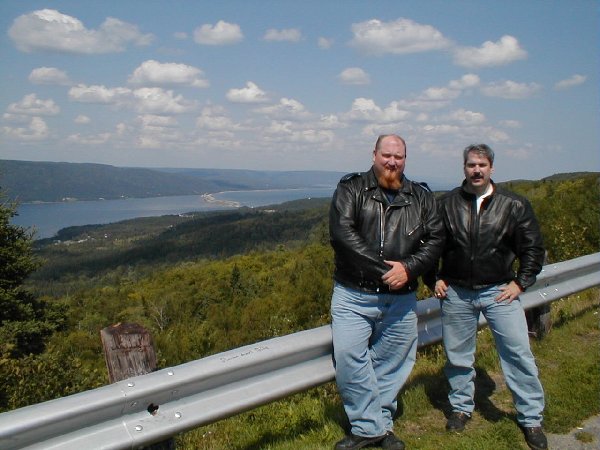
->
xmin=376 ymin=167 xmax=403 ymax=190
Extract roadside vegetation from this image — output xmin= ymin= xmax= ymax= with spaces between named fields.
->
xmin=177 ymin=290 xmax=598 ymax=449
xmin=0 ymin=173 xmax=598 ymax=449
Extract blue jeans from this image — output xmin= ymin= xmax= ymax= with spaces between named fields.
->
xmin=331 ymin=282 xmax=418 ymax=437
xmin=441 ymin=284 xmax=545 ymax=427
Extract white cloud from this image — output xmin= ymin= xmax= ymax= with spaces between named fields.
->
xmin=381 ymin=102 xmax=411 ymax=122
xmin=264 ymin=120 xmax=293 ymax=135
xmin=3 ymin=116 xmax=49 ymax=141
xmin=196 ymin=106 xmax=237 ymax=130
xmin=263 ymin=120 xmax=334 ymax=145
xmin=338 ymin=67 xmax=371 ymax=85
xmin=453 ymin=35 xmax=527 ymax=68
xmin=349 ymin=18 xmax=451 ymax=55
xmin=7 ymin=94 xmax=60 ymax=116
xmin=254 ymin=98 xmax=310 ymax=119
xmin=128 ymin=60 xmax=209 ymax=88
xmin=193 ymin=132 xmax=242 ymax=151
xmin=263 ymin=28 xmax=302 ymax=42
xmin=226 ymin=82 xmax=268 ymax=103
xmin=194 ymin=21 xmax=243 ymax=45
xmin=486 ymin=128 xmax=510 ymax=142
xmin=29 ymin=67 xmax=72 ymax=85
xmin=116 ymin=123 xmax=128 ymax=136
xmin=2 ymin=113 xmax=31 ymax=124
xmin=554 ymin=74 xmax=587 ymax=90
xmin=289 ymin=129 xmax=334 ymax=144
xmin=69 ymin=84 xmax=132 ymax=104
xmin=345 ymin=98 xmax=382 ymax=121
xmin=313 ymin=114 xmax=348 ymax=130
xmin=344 ymin=98 xmax=410 ymax=123
xmin=9 ymin=9 xmax=153 ymax=54
xmin=360 ymin=122 xmax=415 ymax=140
xmin=398 ymin=74 xmax=480 ymax=112
xmin=317 ymin=114 xmax=347 ymax=130
xmin=133 ymin=115 xmax=184 ymax=149
xmin=398 ymin=88 xmax=457 ymax=111
xmin=136 ymin=114 xmax=179 ymax=128
xmin=422 ymin=124 xmax=462 ymax=135
xmin=422 ymin=86 xmax=461 ymax=102
xmin=481 ymin=80 xmax=541 ymax=99
xmin=69 ymin=84 xmax=196 ymax=114
xmin=74 ymin=114 xmax=91 ymax=124
xmin=318 ymin=37 xmax=334 ymax=49
xmin=132 ymin=88 xmax=197 ymax=114
xmin=446 ymin=109 xmax=486 ymax=125
xmin=67 ymin=132 xmax=111 ymax=145
xmin=448 ymin=74 xmax=481 ymax=90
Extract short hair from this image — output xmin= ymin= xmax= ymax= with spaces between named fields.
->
xmin=463 ymin=143 xmax=494 ymax=166
xmin=375 ymin=134 xmax=407 ymax=154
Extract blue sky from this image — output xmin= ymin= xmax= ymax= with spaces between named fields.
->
xmin=0 ymin=0 xmax=598 ymax=187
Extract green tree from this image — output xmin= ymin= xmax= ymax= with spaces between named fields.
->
xmin=534 ymin=176 xmax=600 ymax=262
xmin=0 ymin=195 xmax=65 ymax=357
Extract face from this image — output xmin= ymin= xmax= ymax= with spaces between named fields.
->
xmin=372 ymin=136 xmax=406 ymax=190
xmin=464 ymin=151 xmax=493 ymax=195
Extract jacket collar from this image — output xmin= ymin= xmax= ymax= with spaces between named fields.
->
xmin=460 ymin=179 xmax=496 ymax=199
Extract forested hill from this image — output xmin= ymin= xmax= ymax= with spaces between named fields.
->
xmin=32 ymin=197 xmax=332 ymax=281
xmin=0 ymin=159 xmax=345 ymax=203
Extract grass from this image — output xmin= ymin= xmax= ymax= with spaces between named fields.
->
xmin=175 ymin=289 xmax=599 ymax=449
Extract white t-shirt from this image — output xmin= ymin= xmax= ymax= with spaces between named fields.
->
xmin=476 ymin=184 xmax=494 ymax=213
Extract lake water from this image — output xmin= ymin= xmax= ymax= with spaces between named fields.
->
xmin=11 ymin=187 xmax=335 ymax=239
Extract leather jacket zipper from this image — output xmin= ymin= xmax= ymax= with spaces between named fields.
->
xmin=407 ymin=222 xmax=421 ymax=236
xmin=379 ymin=203 xmax=386 ymax=256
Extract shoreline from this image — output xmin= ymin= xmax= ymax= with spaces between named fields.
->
xmin=201 ymin=193 xmax=241 ymax=208
xmin=19 ymin=186 xmax=335 ymax=205
xmin=12 ymin=187 xmax=336 ymax=240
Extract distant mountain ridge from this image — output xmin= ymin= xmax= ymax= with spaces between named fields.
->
xmin=0 ymin=160 xmax=345 ymax=203
xmin=2 ymin=159 xmax=596 ymax=203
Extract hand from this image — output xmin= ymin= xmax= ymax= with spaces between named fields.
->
xmin=434 ymin=279 xmax=448 ymax=299
xmin=382 ymin=260 xmax=409 ymax=290
xmin=495 ymin=281 xmax=522 ymax=303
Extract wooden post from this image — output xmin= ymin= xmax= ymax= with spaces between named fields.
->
xmin=101 ymin=322 xmax=175 ymax=450
xmin=525 ymin=253 xmax=552 ymax=339
xmin=526 ymin=303 xmax=552 ymax=339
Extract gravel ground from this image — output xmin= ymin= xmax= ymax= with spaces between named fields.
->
xmin=547 ymin=415 xmax=600 ymax=449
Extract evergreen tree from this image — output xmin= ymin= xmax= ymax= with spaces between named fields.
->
xmin=0 ymin=194 xmax=65 ymax=357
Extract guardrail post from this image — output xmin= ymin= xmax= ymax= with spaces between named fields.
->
xmin=525 ymin=253 xmax=552 ymax=339
xmin=526 ymin=303 xmax=552 ymax=339
xmin=100 ymin=322 xmax=176 ymax=450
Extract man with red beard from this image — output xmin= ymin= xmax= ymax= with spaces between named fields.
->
xmin=329 ymin=134 xmax=444 ymax=449
xmin=434 ymin=144 xmax=547 ymax=450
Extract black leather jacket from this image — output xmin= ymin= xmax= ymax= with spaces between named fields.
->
xmin=438 ymin=181 xmax=545 ymax=290
xmin=329 ymin=168 xmax=445 ymax=294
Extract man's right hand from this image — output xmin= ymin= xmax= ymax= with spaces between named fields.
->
xmin=382 ymin=260 xmax=409 ymax=290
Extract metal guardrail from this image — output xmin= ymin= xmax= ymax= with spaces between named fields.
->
xmin=1 ymin=252 xmax=599 ymax=450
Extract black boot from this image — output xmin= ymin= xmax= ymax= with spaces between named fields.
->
xmin=446 ymin=411 xmax=471 ymax=432
xmin=521 ymin=426 xmax=548 ymax=450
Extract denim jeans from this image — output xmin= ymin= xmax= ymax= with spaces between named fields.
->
xmin=441 ymin=283 xmax=545 ymax=427
xmin=331 ymin=282 xmax=418 ymax=437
